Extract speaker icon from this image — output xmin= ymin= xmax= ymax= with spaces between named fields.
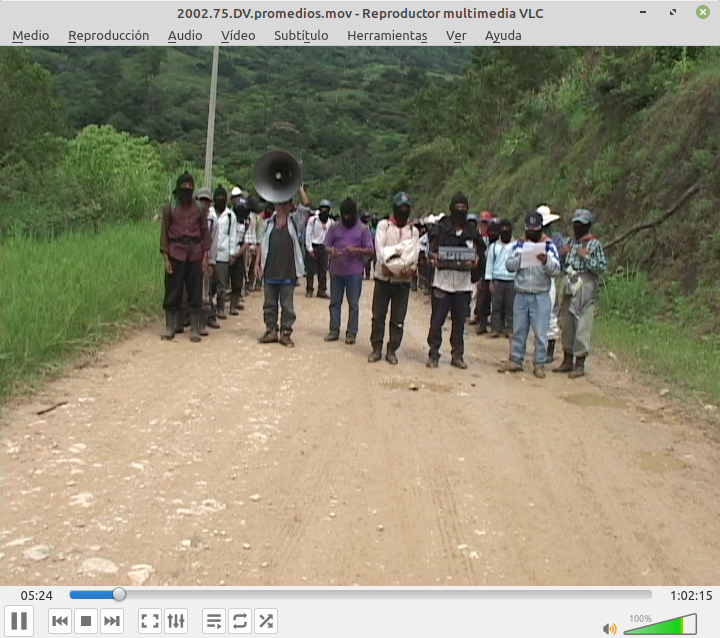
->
xmin=603 ymin=623 xmax=618 ymax=635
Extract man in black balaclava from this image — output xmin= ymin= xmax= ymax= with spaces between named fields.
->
xmin=368 ymin=192 xmax=420 ymax=365
xmin=211 ymin=185 xmax=239 ymax=321
xmin=486 ymin=218 xmax=516 ymax=338
xmin=305 ymin=199 xmax=333 ymax=298
xmin=159 ymin=173 xmax=211 ymax=342
xmin=323 ymin=198 xmax=374 ymax=345
xmin=426 ymin=192 xmax=484 ymax=369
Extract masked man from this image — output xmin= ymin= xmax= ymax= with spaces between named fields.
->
xmin=305 ymin=199 xmax=333 ymax=298
xmin=159 ymin=173 xmax=211 ymax=342
xmin=323 ymin=198 xmax=374 ymax=345
xmin=426 ymin=193 xmax=483 ymax=369
xmin=368 ymin=192 xmax=420 ymax=365
xmin=554 ymin=209 xmax=608 ymax=378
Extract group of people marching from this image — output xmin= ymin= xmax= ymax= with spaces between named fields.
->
xmin=159 ymin=172 xmax=607 ymax=378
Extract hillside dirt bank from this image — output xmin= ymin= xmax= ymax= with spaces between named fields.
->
xmin=2 ymin=283 xmax=719 ymax=586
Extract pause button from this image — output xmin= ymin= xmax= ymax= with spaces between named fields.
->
xmin=4 ymin=607 xmax=33 ymax=636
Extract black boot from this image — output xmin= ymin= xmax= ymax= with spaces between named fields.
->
xmin=217 ymin=296 xmax=227 ymax=320
xmin=189 ymin=312 xmax=202 ymax=342
xmin=569 ymin=356 xmax=586 ymax=379
xmin=175 ymin=312 xmax=185 ymax=334
xmin=553 ymin=351 xmax=574 ymax=373
xmin=161 ymin=311 xmax=176 ymax=340
xmin=198 ymin=309 xmax=209 ymax=336
xmin=546 ymin=339 xmax=556 ymax=363
xmin=229 ymin=295 xmax=242 ymax=315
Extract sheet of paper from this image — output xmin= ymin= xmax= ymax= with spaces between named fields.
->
xmin=520 ymin=241 xmax=547 ymax=268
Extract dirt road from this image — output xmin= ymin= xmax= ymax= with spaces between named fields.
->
xmin=2 ymin=282 xmax=719 ymax=587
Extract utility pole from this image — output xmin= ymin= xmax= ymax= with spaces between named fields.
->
xmin=203 ymin=46 xmax=219 ymax=189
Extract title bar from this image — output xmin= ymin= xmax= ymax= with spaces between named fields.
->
xmin=0 ymin=2 xmax=717 ymax=45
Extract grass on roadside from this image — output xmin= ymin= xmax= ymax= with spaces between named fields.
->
xmin=0 ymin=222 xmax=162 ymax=399
xmin=595 ymin=269 xmax=720 ymax=407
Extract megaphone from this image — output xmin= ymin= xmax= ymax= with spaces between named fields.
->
xmin=253 ymin=150 xmax=302 ymax=204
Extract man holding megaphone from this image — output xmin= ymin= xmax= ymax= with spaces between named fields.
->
xmin=254 ymin=196 xmax=306 ymax=347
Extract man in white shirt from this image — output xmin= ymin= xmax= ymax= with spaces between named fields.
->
xmin=304 ymin=199 xmax=333 ymax=298
xmin=211 ymin=185 xmax=239 ymax=320
xmin=368 ymin=192 xmax=420 ymax=365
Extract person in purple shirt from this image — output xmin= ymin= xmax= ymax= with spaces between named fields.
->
xmin=323 ymin=198 xmax=374 ymax=345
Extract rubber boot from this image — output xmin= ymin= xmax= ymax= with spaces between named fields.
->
xmin=217 ymin=296 xmax=227 ymax=320
xmin=229 ymin=295 xmax=241 ymax=315
xmin=161 ymin=311 xmax=176 ymax=340
xmin=174 ymin=312 xmax=185 ymax=334
xmin=569 ymin=356 xmax=586 ymax=379
xmin=553 ymin=352 xmax=574 ymax=373
xmin=546 ymin=339 xmax=556 ymax=364
xmin=198 ymin=308 xmax=209 ymax=336
xmin=189 ymin=312 xmax=202 ymax=342
xmin=183 ymin=308 xmax=191 ymax=327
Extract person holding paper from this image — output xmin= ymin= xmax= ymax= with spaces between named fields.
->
xmin=426 ymin=193 xmax=483 ymax=370
xmin=498 ymin=211 xmax=561 ymax=378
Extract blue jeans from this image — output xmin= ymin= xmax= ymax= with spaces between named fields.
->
xmin=510 ymin=292 xmax=551 ymax=366
xmin=329 ymin=274 xmax=363 ymax=337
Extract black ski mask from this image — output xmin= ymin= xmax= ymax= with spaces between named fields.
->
xmin=393 ymin=205 xmax=411 ymax=227
xmin=213 ymin=185 xmax=228 ymax=212
xmin=573 ymin=222 xmax=592 ymax=240
xmin=176 ymin=172 xmax=195 ymax=203
xmin=340 ymin=198 xmax=358 ymax=229
xmin=449 ymin=192 xmax=469 ymax=227
xmin=319 ymin=208 xmax=330 ymax=223
xmin=526 ymin=230 xmax=542 ymax=242
xmin=498 ymin=219 xmax=513 ymax=243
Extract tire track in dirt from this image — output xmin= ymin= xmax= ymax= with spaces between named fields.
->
xmin=2 ymin=282 xmax=720 ymax=586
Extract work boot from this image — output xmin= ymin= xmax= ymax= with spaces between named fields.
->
xmin=498 ymin=360 xmax=523 ymax=373
xmin=451 ymin=358 xmax=468 ymax=370
xmin=385 ymin=349 xmax=398 ymax=365
xmin=217 ymin=297 xmax=227 ymax=320
xmin=553 ymin=352 xmax=574 ymax=373
xmin=306 ymin=290 xmax=314 ymax=298
xmin=279 ymin=330 xmax=295 ymax=347
xmin=207 ymin=314 xmax=221 ymax=329
xmin=161 ymin=311 xmax=176 ymax=340
xmin=569 ymin=356 xmax=586 ymax=379
xmin=198 ymin=309 xmax=209 ymax=336
xmin=324 ymin=332 xmax=340 ymax=342
xmin=475 ymin=322 xmax=488 ymax=335
xmin=345 ymin=334 xmax=356 ymax=345
xmin=368 ymin=349 xmax=382 ymax=363
xmin=426 ymin=357 xmax=439 ymax=369
xmin=533 ymin=365 xmax=546 ymax=379
xmin=189 ymin=312 xmax=202 ymax=343
xmin=546 ymin=339 xmax=556 ymax=363
xmin=258 ymin=327 xmax=279 ymax=344
xmin=317 ymin=290 xmax=330 ymax=299
xmin=229 ymin=295 xmax=242 ymax=315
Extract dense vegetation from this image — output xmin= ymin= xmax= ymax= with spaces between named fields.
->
xmin=1 ymin=45 xmax=719 ymax=404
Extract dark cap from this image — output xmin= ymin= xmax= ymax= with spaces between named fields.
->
xmin=525 ymin=211 xmax=543 ymax=231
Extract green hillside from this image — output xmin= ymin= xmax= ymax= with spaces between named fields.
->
xmin=30 ymin=46 xmax=468 ymax=195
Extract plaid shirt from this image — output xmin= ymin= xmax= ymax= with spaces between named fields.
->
xmin=564 ymin=235 xmax=608 ymax=275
